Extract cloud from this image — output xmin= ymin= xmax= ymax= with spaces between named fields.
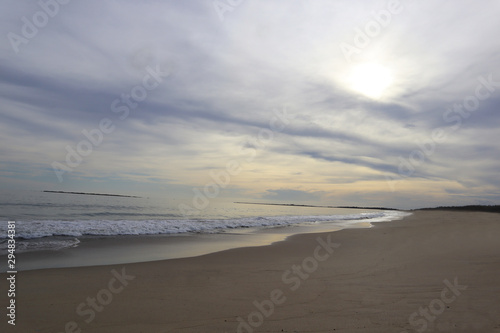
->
xmin=0 ymin=0 xmax=499 ymax=207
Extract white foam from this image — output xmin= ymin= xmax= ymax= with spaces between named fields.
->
xmin=0 ymin=211 xmax=410 ymax=240
xmin=0 ymin=237 xmax=80 ymax=255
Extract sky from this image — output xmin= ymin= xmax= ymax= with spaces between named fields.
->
xmin=1 ymin=0 xmax=500 ymax=209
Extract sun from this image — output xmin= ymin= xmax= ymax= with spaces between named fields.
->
xmin=348 ymin=63 xmax=393 ymax=99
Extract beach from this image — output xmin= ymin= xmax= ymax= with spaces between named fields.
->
xmin=2 ymin=210 xmax=500 ymax=332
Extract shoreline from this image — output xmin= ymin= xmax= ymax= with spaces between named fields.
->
xmin=234 ymin=201 xmax=401 ymax=210
xmin=5 ymin=214 xmax=386 ymax=272
xmin=1 ymin=209 xmax=409 ymax=272
xmin=42 ymin=190 xmax=141 ymax=198
xmin=2 ymin=210 xmax=499 ymax=332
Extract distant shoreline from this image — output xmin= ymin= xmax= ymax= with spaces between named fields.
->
xmin=235 ymin=201 xmax=500 ymax=213
xmin=234 ymin=201 xmax=399 ymax=211
xmin=418 ymin=205 xmax=500 ymax=213
xmin=43 ymin=190 xmax=140 ymax=198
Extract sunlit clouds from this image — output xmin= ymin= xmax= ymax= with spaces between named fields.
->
xmin=1 ymin=0 xmax=500 ymax=208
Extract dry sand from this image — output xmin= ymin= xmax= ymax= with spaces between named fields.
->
xmin=2 ymin=210 xmax=500 ymax=332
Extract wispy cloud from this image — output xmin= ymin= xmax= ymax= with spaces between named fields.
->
xmin=1 ymin=0 xmax=499 ymax=208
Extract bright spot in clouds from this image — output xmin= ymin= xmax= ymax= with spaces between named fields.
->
xmin=1 ymin=1 xmax=500 ymax=208
xmin=349 ymin=63 xmax=393 ymax=99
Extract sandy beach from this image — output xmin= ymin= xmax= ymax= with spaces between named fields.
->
xmin=2 ymin=210 xmax=500 ymax=333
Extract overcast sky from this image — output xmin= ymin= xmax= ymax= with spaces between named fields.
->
xmin=1 ymin=0 xmax=499 ymax=209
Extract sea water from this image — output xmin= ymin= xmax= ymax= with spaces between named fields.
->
xmin=0 ymin=190 xmax=410 ymax=270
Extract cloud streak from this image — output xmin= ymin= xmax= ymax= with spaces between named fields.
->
xmin=1 ymin=0 xmax=499 ymax=208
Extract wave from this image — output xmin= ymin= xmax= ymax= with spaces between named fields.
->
xmin=0 ymin=211 xmax=410 ymax=240
xmin=0 ymin=237 xmax=80 ymax=255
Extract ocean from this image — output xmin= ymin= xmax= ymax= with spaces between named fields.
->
xmin=0 ymin=190 xmax=410 ymax=271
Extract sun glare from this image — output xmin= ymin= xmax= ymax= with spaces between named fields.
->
xmin=348 ymin=63 xmax=393 ymax=99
